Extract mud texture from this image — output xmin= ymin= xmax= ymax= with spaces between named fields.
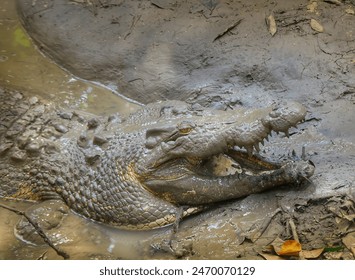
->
xmin=17 ymin=0 xmax=354 ymax=106
xmin=1 ymin=0 xmax=353 ymax=259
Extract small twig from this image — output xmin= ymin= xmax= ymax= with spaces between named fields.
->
xmin=151 ymin=1 xmax=164 ymax=9
xmin=288 ymin=218 xmax=299 ymax=242
xmin=289 ymin=217 xmax=306 ymax=260
xmin=124 ymin=15 xmax=142 ymax=40
xmin=324 ymin=0 xmax=342 ymax=6
xmin=213 ymin=19 xmax=243 ymax=42
xmin=0 ymin=202 xmax=70 ymax=260
xmin=250 ymin=208 xmax=282 ymax=242
xmin=37 ymin=251 xmax=48 ymax=260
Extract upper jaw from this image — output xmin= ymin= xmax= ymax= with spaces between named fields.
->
xmin=139 ymin=101 xmax=308 ymax=170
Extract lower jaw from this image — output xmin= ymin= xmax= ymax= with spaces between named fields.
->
xmin=227 ymin=149 xmax=281 ymax=172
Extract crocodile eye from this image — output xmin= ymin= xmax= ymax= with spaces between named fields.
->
xmin=177 ymin=121 xmax=195 ymax=135
xmin=179 ymin=127 xmax=192 ymax=134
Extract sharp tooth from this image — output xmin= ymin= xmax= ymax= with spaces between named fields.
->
xmin=284 ymin=130 xmax=289 ymax=138
xmin=292 ymin=149 xmax=297 ymax=157
xmin=301 ymin=145 xmax=306 ymax=160
xmin=254 ymin=143 xmax=260 ymax=152
xmin=261 ymin=139 xmax=265 ymax=146
xmin=246 ymin=146 xmax=253 ymax=156
xmin=265 ymin=135 xmax=269 ymax=142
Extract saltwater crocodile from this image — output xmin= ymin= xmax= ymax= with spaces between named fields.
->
xmin=0 ymin=87 xmax=314 ymax=230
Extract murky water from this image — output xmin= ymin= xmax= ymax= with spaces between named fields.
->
xmin=0 ymin=197 xmax=169 ymax=260
xmin=0 ymin=0 xmax=160 ymax=260
xmin=0 ymin=0 xmax=141 ymax=116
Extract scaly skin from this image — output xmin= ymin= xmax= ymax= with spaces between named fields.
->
xmin=0 ymin=87 xmax=314 ymax=229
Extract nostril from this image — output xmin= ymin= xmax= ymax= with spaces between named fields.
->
xmin=145 ymin=138 xmax=157 ymax=149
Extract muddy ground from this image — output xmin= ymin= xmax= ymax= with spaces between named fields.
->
xmin=0 ymin=0 xmax=354 ymax=259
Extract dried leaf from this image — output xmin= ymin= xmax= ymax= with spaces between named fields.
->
xmin=343 ymin=214 xmax=355 ymax=221
xmin=259 ymin=253 xmax=285 ymax=260
xmin=342 ymin=232 xmax=355 ymax=257
xmin=266 ymin=15 xmax=277 ymax=36
xmin=271 ymin=237 xmax=285 ymax=253
xmin=302 ymin=248 xmax=324 ymax=259
xmin=277 ymin=240 xmax=302 ymax=256
xmin=345 ymin=7 xmax=355 ymax=15
xmin=324 ymin=251 xmax=343 ymax=259
xmin=310 ymin=19 xmax=324 ymax=32
xmin=351 ymin=247 xmax=355 ymax=256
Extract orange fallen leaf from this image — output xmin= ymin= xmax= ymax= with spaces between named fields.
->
xmin=276 ymin=240 xmax=302 ymax=256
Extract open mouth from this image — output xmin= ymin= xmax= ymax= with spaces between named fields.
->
xmin=138 ymin=101 xmax=315 ymax=206
xmin=142 ymin=145 xmax=314 ymax=206
xmin=144 ymin=139 xmax=290 ymax=182
xmin=198 ymin=148 xmax=282 ymax=177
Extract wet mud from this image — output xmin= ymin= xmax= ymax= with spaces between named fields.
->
xmin=0 ymin=0 xmax=354 ymax=259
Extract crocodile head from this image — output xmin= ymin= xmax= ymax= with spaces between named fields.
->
xmin=135 ymin=101 xmax=314 ymax=206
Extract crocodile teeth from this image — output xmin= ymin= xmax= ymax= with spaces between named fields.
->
xmin=254 ymin=143 xmax=260 ymax=153
xmin=301 ymin=145 xmax=306 ymax=160
xmin=284 ymin=129 xmax=289 ymax=138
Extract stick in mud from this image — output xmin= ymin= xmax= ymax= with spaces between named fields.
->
xmin=0 ymin=202 xmax=70 ymax=260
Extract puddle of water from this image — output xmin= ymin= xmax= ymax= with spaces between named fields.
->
xmin=0 ymin=198 xmax=166 ymax=260
xmin=0 ymin=0 xmax=141 ymax=116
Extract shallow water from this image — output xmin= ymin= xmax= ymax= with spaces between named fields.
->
xmin=0 ymin=198 xmax=169 ymax=260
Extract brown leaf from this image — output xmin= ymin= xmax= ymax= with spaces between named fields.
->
xmin=310 ymin=19 xmax=324 ymax=32
xmin=271 ymin=237 xmax=285 ymax=253
xmin=259 ymin=253 xmax=285 ymax=260
xmin=345 ymin=7 xmax=355 ymax=15
xmin=266 ymin=15 xmax=277 ymax=36
xmin=342 ymin=232 xmax=355 ymax=257
xmin=277 ymin=240 xmax=302 ymax=256
xmin=343 ymin=214 xmax=355 ymax=222
xmin=302 ymin=248 xmax=324 ymax=259
xmin=324 ymin=251 xmax=343 ymax=260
